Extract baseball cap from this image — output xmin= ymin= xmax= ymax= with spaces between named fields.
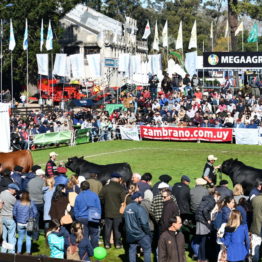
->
xmin=131 ymin=192 xmax=142 ymax=200
xmin=195 ymin=178 xmax=207 ymax=185
xmin=208 ymin=155 xmax=217 ymax=161
xmin=57 ymin=167 xmax=67 ymax=174
xmin=8 ymin=183 xmax=20 ymax=191
xmin=158 ymin=182 xmax=169 ymax=189
xmin=181 ymin=175 xmax=191 ymax=183
xmin=49 ymin=152 xmax=58 ymax=157
xmin=35 ymin=169 xmax=45 ymax=176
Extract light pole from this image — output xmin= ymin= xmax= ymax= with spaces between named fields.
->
xmin=0 ymin=3 xmax=14 ymax=102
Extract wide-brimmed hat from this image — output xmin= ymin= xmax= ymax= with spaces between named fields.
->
xmin=195 ymin=178 xmax=207 ymax=186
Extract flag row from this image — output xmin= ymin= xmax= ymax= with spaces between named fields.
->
xmin=142 ymin=20 xmax=259 ymax=51
xmin=6 ymin=19 xmax=53 ymax=51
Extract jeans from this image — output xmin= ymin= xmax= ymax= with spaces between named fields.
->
xmin=33 ymin=203 xmax=43 ymax=240
xmin=17 ymin=224 xmax=32 ymax=253
xmin=129 ymin=235 xmax=151 ymax=262
xmin=1 ymin=217 xmax=16 ymax=253
xmin=104 ymin=217 xmax=122 ymax=246
xmin=76 ymin=217 xmax=98 ymax=252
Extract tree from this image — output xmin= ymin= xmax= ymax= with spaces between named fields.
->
xmin=0 ymin=0 xmax=83 ymax=97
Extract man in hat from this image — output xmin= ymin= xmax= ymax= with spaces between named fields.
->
xmin=172 ymin=175 xmax=191 ymax=222
xmin=27 ymin=169 xmax=45 ymax=240
xmin=54 ymin=166 xmax=68 ymax=186
xmin=152 ymin=174 xmax=172 ymax=196
xmin=11 ymin=165 xmax=24 ymax=189
xmin=202 ymin=155 xmax=221 ymax=187
xmin=190 ymin=178 xmax=209 ymax=214
xmin=0 ymin=183 xmax=20 ymax=253
xmin=45 ymin=152 xmax=58 ymax=177
xmin=124 ymin=192 xmax=151 ymax=262
xmin=215 ymin=180 xmax=233 ymax=200
xmin=99 ymin=173 xmax=126 ymax=249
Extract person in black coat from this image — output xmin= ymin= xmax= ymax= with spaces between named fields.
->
xmin=172 ymin=175 xmax=191 ymax=221
xmin=0 ymin=168 xmax=14 ymax=193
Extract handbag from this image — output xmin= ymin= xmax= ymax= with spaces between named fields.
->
xmin=61 ymin=214 xmax=73 ymax=225
xmin=27 ymin=218 xmax=34 ymax=232
xmin=119 ymin=194 xmax=129 ymax=214
xmin=87 ymin=207 xmax=101 ymax=223
xmin=67 ymin=237 xmax=80 ymax=261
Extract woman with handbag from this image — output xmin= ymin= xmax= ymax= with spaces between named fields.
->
xmin=218 ymin=210 xmax=250 ymax=262
xmin=69 ymin=222 xmax=94 ymax=262
xmin=13 ymin=191 xmax=38 ymax=254
xmin=49 ymin=184 xmax=69 ymax=223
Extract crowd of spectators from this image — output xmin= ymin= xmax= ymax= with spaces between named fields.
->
xmin=0 ymin=154 xmax=262 ymax=261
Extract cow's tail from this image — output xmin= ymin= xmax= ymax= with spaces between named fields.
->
xmin=26 ymin=150 xmax=33 ymax=172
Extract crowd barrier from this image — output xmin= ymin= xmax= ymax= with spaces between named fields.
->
xmin=0 ymin=253 xmax=80 ymax=262
xmin=28 ymin=126 xmax=262 ymax=149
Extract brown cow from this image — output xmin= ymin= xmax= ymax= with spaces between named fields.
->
xmin=0 ymin=150 xmax=33 ymax=172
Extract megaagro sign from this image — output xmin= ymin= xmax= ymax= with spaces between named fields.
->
xmin=203 ymin=52 xmax=262 ymax=68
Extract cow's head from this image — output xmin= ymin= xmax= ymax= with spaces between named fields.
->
xmin=221 ymin=158 xmax=239 ymax=177
xmin=65 ymin=156 xmax=79 ymax=171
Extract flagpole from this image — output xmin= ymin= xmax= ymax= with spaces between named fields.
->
xmin=242 ymin=28 xmax=244 ymax=52
xmin=11 ymin=51 xmax=13 ymax=106
xmin=202 ymin=40 xmax=205 ymax=88
xmin=26 ymin=46 xmax=29 ymax=105
xmin=51 ymin=53 xmax=54 ymax=105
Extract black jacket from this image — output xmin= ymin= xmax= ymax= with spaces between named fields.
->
xmin=195 ymin=195 xmax=216 ymax=227
xmin=172 ymin=182 xmax=191 ymax=215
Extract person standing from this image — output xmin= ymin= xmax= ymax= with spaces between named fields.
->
xmin=215 ymin=180 xmax=233 ymax=201
xmin=0 ymin=183 xmax=20 ymax=253
xmin=74 ymin=181 xmax=101 ymax=249
xmin=124 ymin=192 xmax=151 ymax=262
xmin=218 ymin=210 xmax=250 ymax=262
xmin=158 ymin=216 xmax=186 ymax=262
xmin=13 ymin=191 xmax=38 ymax=254
xmin=202 ymin=155 xmax=221 ymax=186
xmin=46 ymin=152 xmax=58 ymax=177
xmin=99 ymin=173 xmax=126 ymax=249
xmin=172 ymin=175 xmax=191 ymax=221
xmin=86 ymin=173 xmax=103 ymax=195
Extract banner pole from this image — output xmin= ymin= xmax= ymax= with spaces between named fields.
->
xmin=242 ymin=28 xmax=244 ymax=52
xmin=11 ymin=52 xmax=13 ymax=106
xmin=26 ymin=46 xmax=29 ymax=105
xmin=202 ymin=40 xmax=205 ymax=88
xmin=51 ymin=53 xmax=54 ymax=105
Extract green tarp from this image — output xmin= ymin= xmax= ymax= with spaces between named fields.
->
xmin=33 ymin=131 xmax=72 ymax=146
xmin=75 ymin=128 xmax=91 ymax=144
xmin=105 ymin=104 xmax=126 ymax=115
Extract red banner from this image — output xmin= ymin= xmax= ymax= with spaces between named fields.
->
xmin=140 ymin=126 xmax=233 ymax=142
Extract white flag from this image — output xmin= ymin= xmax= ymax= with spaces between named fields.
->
xmin=152 ymin=21 xmax=159 ymax=51
xmin=225 ymin=20 xmax=229 ymax=37
xmin=176 ymin=21 xmax=183 ymax=50
xmin=9 ymin=19 xmax=16 ymax=51
xmin=188 ymin=20 xmax=197 ymax=49
xmin=45 ymin=20 xmax=53 ymax=51
xmin=36 ymin=54 xmax=48 ymax=75
xmin=210 ymin=21 xmax=213 ymax=39
xmin=142 ymin=21 xmax=151 ymax=40
xmin=162 ymin=20 xmax=168 ymax=47
xmin=40 ymin=19 xmax=44 ymax=52
xmin=235 ymin=21 xmax=243 ymax=36
xmin=53 ymin=54 xmax=67 ymax=77
xmin=23 ymin=19 xmax=28 ymax=50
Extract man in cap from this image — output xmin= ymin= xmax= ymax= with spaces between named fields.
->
xmin=215 ymin=180 xmax=233 ymax=200
xmin=54 ymin=166 xmax=68 ymax=186
xmin=124 ymin=192 xmax=151 ymax=262
xmin=172 ymin=175 xmax=191 ymax=222
xmin=11 ymin=165 xmax=23 ymax=189
xmin=190 ymin=178 xmax=209 ymax=214
xmin=99 ymin=173 xmax=126 ymax=249
xmin=0 ymin=183 xmax=20 ymax=253
xmin=45 ymin=152 xmax=58 ymax=177
xmin=202 ymin=155 xmax=221 ymax=187
xmin=152 ymin=174 xmax=172 ymax=196
xmin=27 ymin=169 xmax=45 ymax=240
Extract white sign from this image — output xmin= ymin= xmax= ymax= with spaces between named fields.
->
xmin=0 ymin=103 xmax=11 ymax=152
xmin=235 ymin=128 xmax=259 ymax=145
xmin=120 ymin=126 xmax=139 ymax=141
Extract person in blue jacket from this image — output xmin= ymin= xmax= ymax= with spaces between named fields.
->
xmin=74 ymin=181 xmax=101 ymax=249
xmin=221 ymin=196 xmax=235 ymax=224
xmin=13 ymin=191 xmax=38 ymax=254
xmin=218 ymin=210 xmax=250 ymax=262
xmin=124 ymin=192 xmax=151 ymax=262
xmin=54 ymin=166 xmax=68 ymax=186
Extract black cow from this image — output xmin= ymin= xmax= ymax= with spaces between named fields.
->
xmin=65 ymin=156 xmax=132 ymax=185
xmin=221 ymin=158 xmax=262 ymax=195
